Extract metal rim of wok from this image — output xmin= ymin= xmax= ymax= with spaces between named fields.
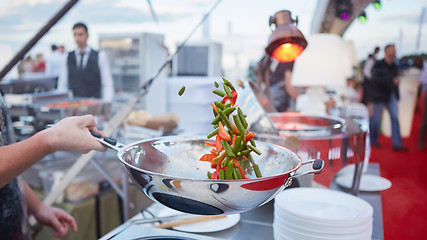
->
xmin=116 ymin=135 xmax=303 ymax=183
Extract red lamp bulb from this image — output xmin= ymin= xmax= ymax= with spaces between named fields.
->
xmin=272 ymin=43 xmax=304 ymax=62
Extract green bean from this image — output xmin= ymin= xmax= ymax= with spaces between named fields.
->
xmin=213 ymin=108 xmax=218 ymax=117
xmin=224 ymin=103 xmax=231 ymax=109
xmin=223 ymin=107 xmax=236 ymax=116
xmin=219 ymin=109 xmax=234 ymax=131
xmin=222 ymin=77 xmax=236 ymax=91
xmin=219 ymin=169 xmax=225 ymax=180
xmin=234 ymin=168 xmax=242 ymax=179
xmin=213 ymin=89 xmax=226 ymax=97
xmin=214 ymin=101 xmax=224 ymax=110
xmin=233 ymin=115 xmax=247 ymax=135
xmin=178 ymin=86 xmax=185 ymax=96
xmin=223 ymin=83 xmax=233 ymax=99
xmin=250 ymin=139 xmax=256 ymax=147
xmin=207 ymin=171 xmax=212 ymax=179
xmin=214 ymin=81 xmax=219 ymax=88
xmin=221 ymin=140 xmax=236 ymax=157
xmin=233 ymin=169 xmax=238 ymax=180
xmin=212 ymin=115 xmax=221 ymax=125
xmin=241 ymin=149 xmax=251 ymax=155
xmin=252 ymin=163 xmax=262 ymax=178
xmin=248 ymin=144 xmax=262 ymax=155
xmin=237 ymin=108 xmax=248 ymax=129
xmin=207 ymin=129 xmax=219 ymax=139
xmin=233 ymin=135 xmax=242 ymax=154
xmin=225 ymin=161 xmax=234 ymax=180
xmin=248 ymin=155 xmax=262 ymax=177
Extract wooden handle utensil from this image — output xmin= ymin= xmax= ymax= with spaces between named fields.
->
xmin=154 ymin=215 xmax=226 ymax=229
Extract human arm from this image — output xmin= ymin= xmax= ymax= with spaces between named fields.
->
xmin=0 ymin=115 xmax=106 ymax=188
xmin=98 ymin=51 xmax=114 ymax=102
xmin=24 ymin=181 xmax=77 ymax=238
xmin=284 ymin=70 xmax=299 ymax=101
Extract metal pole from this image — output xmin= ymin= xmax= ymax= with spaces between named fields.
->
xmin=0 ymin=0 xmax=79 ymax=80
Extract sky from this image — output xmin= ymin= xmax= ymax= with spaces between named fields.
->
xmin=0 ymin=0 xmax=426 ymax=80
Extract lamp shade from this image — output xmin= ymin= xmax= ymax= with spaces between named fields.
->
xmin=265 ymin=10 xmax=308 ymax=63
xmin=291 ymin=33 xmax=353 ymax=87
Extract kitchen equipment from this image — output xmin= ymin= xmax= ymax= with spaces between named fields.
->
xmin=236 ymin=81 xmax=367 ymax=190
xmin=90 ymin=133 xmax=323 ymax=215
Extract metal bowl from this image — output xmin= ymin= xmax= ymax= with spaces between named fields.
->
xmin=94 ymin=135 xmax=323 ymax=215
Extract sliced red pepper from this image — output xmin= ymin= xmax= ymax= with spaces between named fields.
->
xmin=221 ymin=90 xmax=238 ymax=106
xmin=244 ymin=132 xmax=255 ymax=142
xmin=211 ymin=103 xmax=218 ymax=114
xmin=200 ymin=153 xmax=217 ymax=162
xmin=233 ymin=159 xmax=246 ymax=178
xmin=231 ymin=134 xmax=237 ymax=146
xmin=218 ymin=122 xmax=231 ymax=141
xmin=210 ymin=170 xmax=219 ymax=180
xmin=214 ymin=135 xmax=223 ymax=152
xmin=205 ymin=142 xmax=215 ymax=148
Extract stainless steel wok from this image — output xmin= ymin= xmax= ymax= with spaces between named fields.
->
xmin=91 ymin=133 xmax=323 ymax=215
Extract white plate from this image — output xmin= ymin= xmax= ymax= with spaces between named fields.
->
xmin=157 ymin=208 xmax=240 ymax=233
xmin=335 ymin=174 xmax=392 ymax=192
xmin=274 ymin=188 xmax=373 ymax=224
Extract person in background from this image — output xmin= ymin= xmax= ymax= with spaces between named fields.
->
xmin=57 ymin=22 xmax=114 ymax=102
xmin=45 ymin=44 xmax=64 ymax=78
xmin=0 ymin=87 xmax=107 ymax=239
xmin=58 ymin=45 xmax=65 ymax=55
xmin=418 ymin=58 xmax=427 ymax=150
xmin=254 ymin=54 xmax=299 ymax=112
xmin=32 ymin=53 xmax=45 ymax=72
xmin=369 ymin=44 xmax=408 ymax=151
xmin=22 ymin=56 xmax=34 ymax=74
xmin=361 ymin=46 xmax=380 ymax=105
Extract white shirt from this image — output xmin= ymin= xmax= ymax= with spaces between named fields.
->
xmin=363 ymin=57 xmax=376 ymax=80
xmin=57 ymin=46 xmax=114 ymax=102
xmin=45 ymin=50 xmax=65 ymax=77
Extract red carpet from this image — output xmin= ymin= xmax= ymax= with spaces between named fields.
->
xmin=370 ymin=96 xmax=427 ymax=239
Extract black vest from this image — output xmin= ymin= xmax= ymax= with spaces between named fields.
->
xmin=67 ymin=49 xmax=101 ymax=98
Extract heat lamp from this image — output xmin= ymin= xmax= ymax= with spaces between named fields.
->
xmin=265 ymin=10 xmax=308 ymax=63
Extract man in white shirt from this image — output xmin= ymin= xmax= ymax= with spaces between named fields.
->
xmin=57 ymin=22 xmax=114 ymax=102
xmin=45 ymin=44 xmax=64 ymax=78
xmin=361 ymin=46 xmax=380 ymax=105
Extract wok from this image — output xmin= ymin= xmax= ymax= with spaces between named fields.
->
xmin=91 ymin=132 xmax=323 ymax=215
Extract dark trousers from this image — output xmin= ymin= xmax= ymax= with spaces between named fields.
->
xmin=361 ymin=80 xmax=371 ymax=105
xmin=419 ymin=91 xmax=427 ymax=148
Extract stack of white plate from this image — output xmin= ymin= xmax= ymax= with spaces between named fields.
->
xmin=273 ymin=187 xmax=373 ymax=240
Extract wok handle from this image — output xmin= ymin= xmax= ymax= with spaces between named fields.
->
xmin=284 ymin=159 xmax=324 ymax=187
xmin=90 ymin=130 xmax=124 ymax=152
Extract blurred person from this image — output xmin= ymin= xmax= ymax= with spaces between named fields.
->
xmin=417 ymin=58 xmax=427 ymax=150
xmin=361 ymin=46 xmax=380 ymax=105
xmin=32 ymin=53 xmax=45 ymax=72
xmin=0 ymin=87 xmax=107 ymax=239
xmin=58 ymin=45 xmax=65 ymax=55
xmin=45 ymin=44 xmax=64 ymax=78
xmin=369 ymin=44 xmax=408 ymax=151
xmin=57 ymin=22 xmax=114 ymax=102
xmin=22 ymin=56 xmax=34 ymax=73
xmin=254 ymin=54 xmax=299 ymax=112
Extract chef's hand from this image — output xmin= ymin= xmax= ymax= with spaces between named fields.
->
xmin=46 ymin=115 xmax=107 ymax=153
xmin=33 ymin=204 xmax=78 ymax=238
